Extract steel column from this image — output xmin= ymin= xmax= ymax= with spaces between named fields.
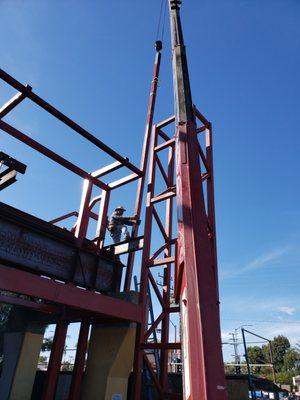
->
xmin=95 ymin=189 xmax=110 ymax=248
xmin=42 ymin=319 xmax=69 ymax=400
xmin=168 ymin=1 xmax=226 ymax=399
xmin=75 ymin=179 xmax=93 ymax=242
xmin=160 ymin=144 xmax=175 ymax=392
xmin=132 ymin=123 xmax=158 ymax=399
xmin=125 ymin=44 xmax=162 ymax=291
xmin=68 ymin=320 xmax=90 ymax=400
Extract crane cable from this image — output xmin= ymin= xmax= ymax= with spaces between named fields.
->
xmin=156 ymin=0 xmax=168 ymax=42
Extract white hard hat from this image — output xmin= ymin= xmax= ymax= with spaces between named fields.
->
xmin=115 ymin=206 xmax=126 ymax=211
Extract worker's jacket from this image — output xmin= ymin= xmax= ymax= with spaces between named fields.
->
xmin=107 ymin=212 xmax=135 ymax=232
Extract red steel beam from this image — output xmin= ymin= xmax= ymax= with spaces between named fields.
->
xmin=108 ymin=173 xmax=139 ymax=189
xmin=0 ymin=120 xmax=109 ymax=191
xmin=155 ymin=155 xmax=169 ymax=186
xmin=149 ymin=243 xmax=169 ymax=263
xmin=158 ymin=129 xmax=172 ymax=141
xmin=141 ymin=343 xmax=181 ymax=350
xmin=0 ymin=294 xmax=58 ymax=314
xmin=154 ymin=137 xmax=175 ymax=152
xmin=144 ymin=312 xmax=165 ymax=341
xmin=193 ymin=104 xmax=210 ymax=127
xmin=166 ymin=307 xmax=180 ymax=314
xmin=152 ymin=207 xmax=168 ymax=242
xmin=148 ymin=256 xmax=175 ymax=267
xmin=91 ymin=160 xmax=123 ymax=178
xmin=156 ymin=115 xmax=175 ymax=130
xmin=0 ymin=265 xmax=142 ymax=322
xmin=143 ymin=353 xmax=163 ymax=396
xmin=0 ymin=68 xmax=142 ymax=176
xmin=88 ymin=194 xmax=102 ymax=211
xmin=49 ymin=211 xmax=78 ymax=225
xmin=148 ymin=271 xmax=165 ymax=308
xmin=150 ymin=190 xmax=176 ymax=205
xmin=0 ymin=87 xmax=30 ymax=119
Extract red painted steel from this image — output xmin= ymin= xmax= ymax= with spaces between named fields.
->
xmin=0 ymin=68 xmax=141 ymax=176
xmin=75 ymin=179 xmax=93 ymax=242
xmin=95 ymin=189 xmax=110 ymax=248
xmin=0 ymin=264 xmax=142 ymax=322
xmin=125 ymin=46 xmax=162 ymax=291
xmin=48 ymin=211 xmax=79 ymax=225
xmin=0 ymin=120 xmax=109 ymax=191
xmin=0 ymin=87 xmax=29 ymax=118
xmin=132 ymin=123 xmax=159 ymax=399
xmin=160 ymin=142 xmax=175 ymax=393
xmin=43 ymin=319 xmax=69 ymax=400
xmin=168 ymin=1 xmax=227 ymax=398
xmin=0 ymin=294 xmax=59 ymax=314
xmin=68 ymin=320 xmax=90 ymax=400
xmin=132 ymin=119 xmax=179 ymax=399
xmin=175 ymin=120 xmax=226 ymax=400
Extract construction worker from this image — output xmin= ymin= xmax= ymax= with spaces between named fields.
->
xmin=108 ymin=206 xmax=140 ymax=243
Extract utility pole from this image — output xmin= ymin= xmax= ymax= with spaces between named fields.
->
xmin=229 ymin=332 xmax=241 ymax=374
xmin=169 ymin=1 xmax=227 ymax=399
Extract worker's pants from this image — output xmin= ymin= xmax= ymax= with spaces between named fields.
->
xmin=110 ymin=225 xmax=130 ymax=243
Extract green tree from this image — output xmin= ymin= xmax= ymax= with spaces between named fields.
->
xmin=273 ymin=371 xmax=294 ymax=385
xmin=224 ymin=364 xmax=237 ymax=374
xmin=270 ymin=335 xmax=290 ymax=372
xmin=37 ymin=355 xmax=48 ymax=370
xmin=247 ymin=346 xmax=266 ymax=373
xmin=61 ymin=361 xmax=73 ymax=371
xmin=41 ymin=337 xmax=53 ymax=352
xmin=283 ymin=348 xmax=300 ymax=373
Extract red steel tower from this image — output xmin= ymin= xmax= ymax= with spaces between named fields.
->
xmin=169 ymin=1 xmax=227 ymax=398
xmin=132 ymin=1 xmax=227 ymax=399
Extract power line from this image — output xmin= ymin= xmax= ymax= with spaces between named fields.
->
xmin=222 ymin=318 xmax=300 ymax=325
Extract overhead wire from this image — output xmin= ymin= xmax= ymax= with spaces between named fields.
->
xmin=222 ymin=318 xmax=300 ymax=325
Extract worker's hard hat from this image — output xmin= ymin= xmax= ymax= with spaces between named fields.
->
xmin=115 ymin=206 xmax=126 ymax=212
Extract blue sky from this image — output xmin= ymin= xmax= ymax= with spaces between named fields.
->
xmin=1 ymin=0 xmax=300 ymax=362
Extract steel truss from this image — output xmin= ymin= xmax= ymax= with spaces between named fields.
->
xmin=131 ymin=106 xmax=226 ymax=400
